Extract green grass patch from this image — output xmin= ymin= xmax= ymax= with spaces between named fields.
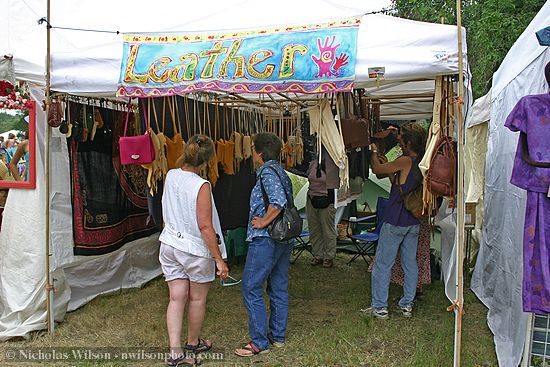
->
xmin=1 ymin=252 xmax=497 ymax=366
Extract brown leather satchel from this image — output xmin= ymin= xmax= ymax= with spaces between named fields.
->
xmin=427 ymin=136 xmax=456 ymax=197
xmin=340 ymin=92 xmax=370 ymax=149
xmin=396 ymin=166 xmax=426 ymax=219
xmin=47 ymin=96 xmax=63 ymax=128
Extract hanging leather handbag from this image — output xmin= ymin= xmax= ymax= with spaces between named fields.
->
xmin=119 ymin=100 xmax=155 ymax=165
xmin=427 ymin=136 xmax=456 ymax=197
xmin=259 ymin=166 xmax=303 ymax=242
xmin=47 ymin=96 xmax=63 ymax=128
xmin=340 ymin=92 xmax=370 ymax=149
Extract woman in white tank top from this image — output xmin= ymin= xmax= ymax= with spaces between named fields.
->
xmin=159 ymin=134 xmax=228 ymax=367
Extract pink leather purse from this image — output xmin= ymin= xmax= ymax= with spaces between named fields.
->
xmin=119 ymin=100 xmax=155 ymax=165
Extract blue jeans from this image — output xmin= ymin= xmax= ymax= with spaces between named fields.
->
xmin=242 ymin=236 xmax=294 ymax=350
xmin=371 ymin=222 xmax=420 ymax=309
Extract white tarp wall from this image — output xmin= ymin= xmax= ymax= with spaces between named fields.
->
xmin=0 ymin=0 xmax=467 ymax=339
xmin=470 ymin=2 xmax=550 ymax=366
xmin=465 ymin=92 xmax=490 ymax=249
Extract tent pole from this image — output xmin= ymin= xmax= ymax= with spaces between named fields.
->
xmin=454 ymin=0 xmax=466 ymax=366
xmin=45 ymin=0 xmax=55 ymax=337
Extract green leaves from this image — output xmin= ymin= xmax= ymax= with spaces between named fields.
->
xmin=392 ymin=0 xmax=545 ymax=98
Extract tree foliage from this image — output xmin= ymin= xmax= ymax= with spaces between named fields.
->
xmin=0 ymin=111 xmax=27 ymax=133
xmin=391 ymin=0 xmax=546 ymax=99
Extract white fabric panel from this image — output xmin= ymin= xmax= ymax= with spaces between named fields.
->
xmin=438 ymin=207 xmax=457 ymax=302
xmin=65 ymin=233 xmax=162 ymax=311
xmin=49 ymin=129 xmax=75 ymax=270
xmin=465 ymin=123 xmax=488 ymax=203
xmin=355 ymin=14 xmax=464 ymax=85
xmin=471 ymin=43 xmax=550 ymax=367
xmin=466 ymin=91 xmax=491 ymax=128
xmin=0 ymin=1 xmax=47 ymax=85
xmin=0 ymin=87 xmax=68 ymax=340
xmin=0 ymin=58 xmax=15 ymax=84
xmin=464 ymin=123 xmax=488 ymax=247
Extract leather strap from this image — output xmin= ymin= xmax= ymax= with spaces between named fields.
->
xmin=123 ymin=99 xmax=133 ymax=136
xmin=124 ymin=98 xmax=149 ymax=136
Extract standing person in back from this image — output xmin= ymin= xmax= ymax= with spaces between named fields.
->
xmin=361 ymin=123 xmax=426 ymax=319
xmin=235 ymin=132 xmax=295 ymax=357
xmin=159 ymin=134 xmax=229 ymax=367
xmin=307 ymin=145 xmax=339 ymax=268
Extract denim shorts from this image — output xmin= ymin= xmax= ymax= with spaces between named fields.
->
xmin=159 ymin=243 xmax=215 ymax=283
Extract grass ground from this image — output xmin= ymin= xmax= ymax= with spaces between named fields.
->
xmin=1 ymin=252 xmax=497 ymax=367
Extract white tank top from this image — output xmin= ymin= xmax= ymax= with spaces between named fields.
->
xmin=159 ymin=169 xmax=227 ymax=259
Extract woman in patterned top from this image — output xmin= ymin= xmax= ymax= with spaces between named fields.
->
xmin=235 ymin=132 xmax=295 ymax=357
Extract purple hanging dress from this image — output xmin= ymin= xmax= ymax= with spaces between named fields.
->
xmin=505 ymin=93 xmax=550 ymax=314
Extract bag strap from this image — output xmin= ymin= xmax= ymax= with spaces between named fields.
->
xmin=123 ymin=98 xmax=133 ymax=136
xmin=167 ymin=96 xmax=179 ymax=135
xmin=521 ymin=132 xmax=550 ymax=168
xmin=395 ymin=171 xmax=406 ymax=203
xmin=183 ymin=95 xmax=191 ymax=140
xmin=395 ymin=157 xmax=421 ymax=202
xmin=258 ymin=165 xmax=295 ymax=211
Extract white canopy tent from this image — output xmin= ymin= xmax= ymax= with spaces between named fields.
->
xmin=0 ymin=0 xmax=468 ymax=341
xmin=469 ymin=2 xmax=550 ymax=366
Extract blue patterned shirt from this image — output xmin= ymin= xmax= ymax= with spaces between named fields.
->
xmin=246 ymin=160 xmax=293 ymax=241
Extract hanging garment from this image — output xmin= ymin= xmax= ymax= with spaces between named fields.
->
xmin=295 ymin=124 xmax=304 ymax=166
xmin=242 ymin=135 xmax=252 ymax=159
xmin=150 ymin=98 xmax=169 ymax=177
xmin=505 ymin=92 xmax=550 ymax=314
xmin=222 ymin=139 xmax=236 ymax=175
xmin=231 ymin=131 xmax=243 ymax=171
xmin=308 ymin=98 xmax=349 ymax=191
xmin=224 ymin=227 xmax=249 ymax=259
xmin=213 ymin=158 xmax=256 ymax=230
xmin=207 ymin=152 xmax=219 ymax=186
xmin=71 ymin=110 xmax=158 ymax=256
xmin=283 ymin=141 xmax=295 ymax=169
xmin=165 ymin=97 xmax=184 ymax=169
xmin=141 ymin=128 xmax=161 ymax=195
xmin=141 ymin=99 xmax=168 ymax=195
xmin=147 ymin=179 xmax=164 ymax=226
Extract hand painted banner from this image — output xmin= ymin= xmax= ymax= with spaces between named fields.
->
xmin=117 ymin=18 xmax=360 ymax=97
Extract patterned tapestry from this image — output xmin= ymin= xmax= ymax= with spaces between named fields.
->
xmin=70 ymin=106 xmax=159 ymax=255
xmin=117 ymin=18 xmax=360 ymax=96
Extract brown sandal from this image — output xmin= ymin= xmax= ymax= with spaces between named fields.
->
xmin=234 ymin=341 xmax=270 ymax=357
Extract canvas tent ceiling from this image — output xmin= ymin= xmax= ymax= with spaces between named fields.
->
xmin=0 ymin=0 xmax=468 ymax=341
xmin=469 ymin=2 xmax=550 ymax=366
xmin=1 ymin=0 xmax=466 ymax=120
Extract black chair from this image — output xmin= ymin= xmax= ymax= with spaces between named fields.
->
xmin=291 ymin=230 xmax=312 ymax=264
xmin=347 ymin=197 xmax=388 ymax=265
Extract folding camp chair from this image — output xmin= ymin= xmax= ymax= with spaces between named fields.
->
xmin=347 ymin=197 xmax=388 ymax=265
xmin=290 ymin=230 xmax=312 ymax=264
